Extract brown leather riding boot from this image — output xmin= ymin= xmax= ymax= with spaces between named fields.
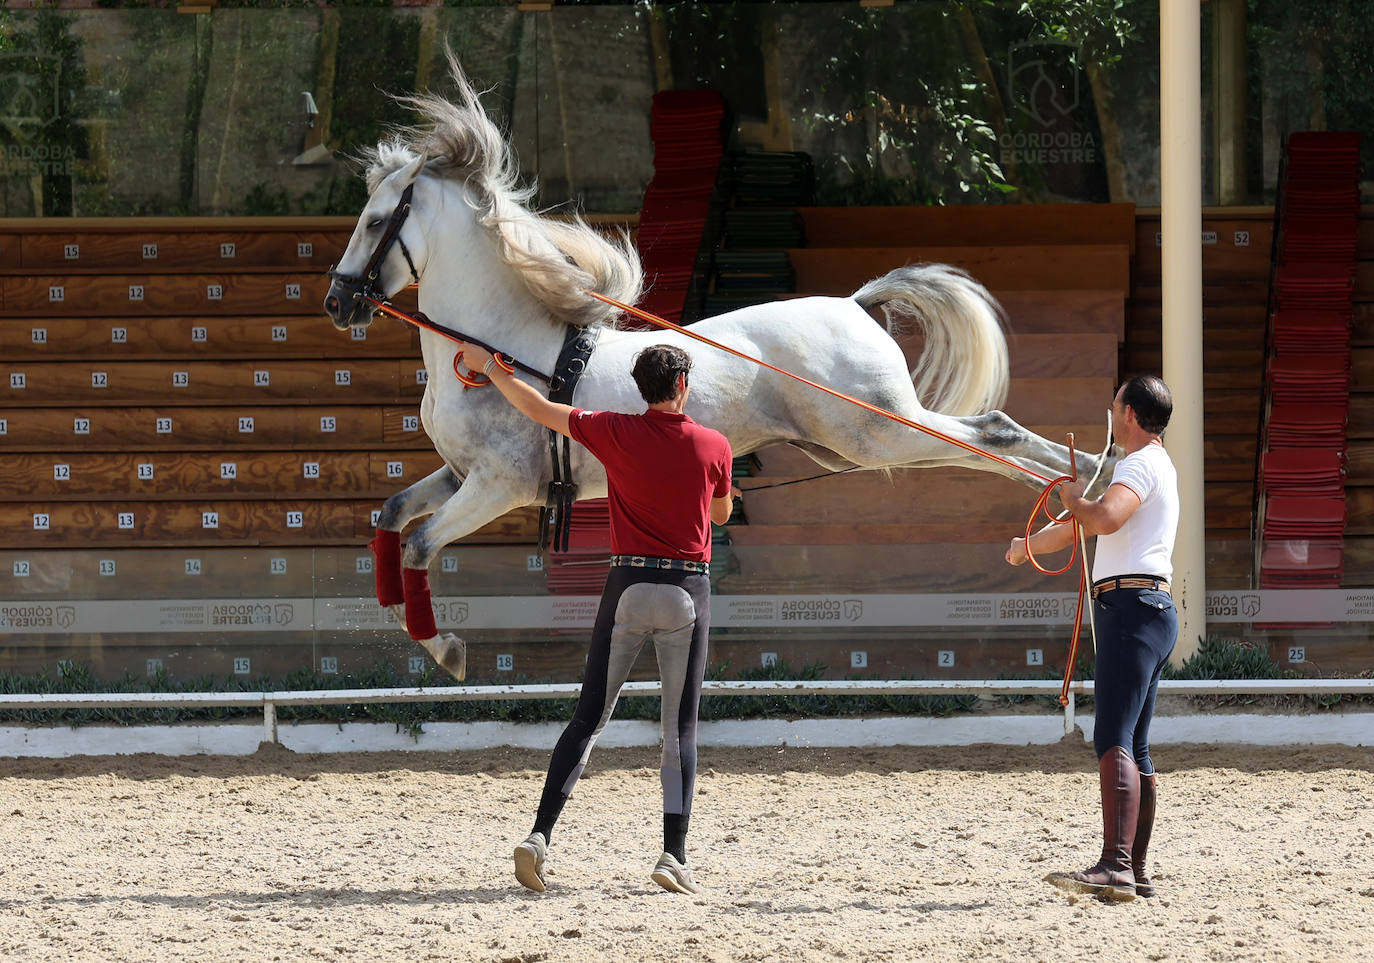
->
xmin=1133 ymin=772 xmax=1158 ymax=897
xmin=1045 ymin=746 xmax=1139 ymax=901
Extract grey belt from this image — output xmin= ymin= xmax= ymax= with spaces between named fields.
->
xmin=610 ymin=554 xmax=709 ymax=575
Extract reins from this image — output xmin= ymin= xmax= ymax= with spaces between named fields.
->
xmin=363 ymin=295 xmax=553 ymax=385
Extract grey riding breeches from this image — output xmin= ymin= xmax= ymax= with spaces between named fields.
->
xmin=541 ymin=566 xmax=711 ymax=815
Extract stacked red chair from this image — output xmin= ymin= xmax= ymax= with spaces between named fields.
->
xmin=1258 ymin=131 xmax=1360 ymax=594
xmin=544 ymin=498 xmax=612 ymax=596
xmin=634 ymin=90 xmax=727 ymax=326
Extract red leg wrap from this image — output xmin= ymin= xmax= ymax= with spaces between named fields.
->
xmin=368 ymin=529 xmax=404 ymax=607
xmin=402 ymin=567 xmax=438 ymax=641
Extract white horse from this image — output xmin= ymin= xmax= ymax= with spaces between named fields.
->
xmin=323 ymin=59 xmax=1110 ymax=677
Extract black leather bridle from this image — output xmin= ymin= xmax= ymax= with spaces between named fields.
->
xmin=327 ymin=181 xmax=421 ymax=314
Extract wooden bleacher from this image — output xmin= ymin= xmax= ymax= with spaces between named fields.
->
xmin=0 ymin=218 xmax=536 ymax=548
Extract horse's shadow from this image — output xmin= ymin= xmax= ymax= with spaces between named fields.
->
xmin=0 ymin=884 xmax=991 ymax=916
xmin=0 ymin=883 xmax=528 ymax=913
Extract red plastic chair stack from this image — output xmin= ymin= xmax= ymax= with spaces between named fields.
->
xmin=634 ymin=90 xmax=727 ymax=326
xmin=1259 ymin=131 xmax=1361 ymax=592
xmin=1260 ymin=449 xmax=1346 ymax=497
xmin=1266 ymin=404 xmax=1348 ymax=448
xmin=544 ymin=498 xmax=612 ymax=596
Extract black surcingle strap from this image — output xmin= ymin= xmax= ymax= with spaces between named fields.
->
xmin=539 ymin=325 xmax=599 ymax=554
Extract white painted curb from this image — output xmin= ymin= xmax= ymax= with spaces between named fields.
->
xmin=0 ymin=712 xmax=1370 ymax=758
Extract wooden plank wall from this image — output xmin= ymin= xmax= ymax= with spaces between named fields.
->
xmin=1123 ymin=208 xmax=1275 ymax=589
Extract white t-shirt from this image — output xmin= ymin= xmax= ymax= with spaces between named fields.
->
xmin=1091 ymin=443 xmax=1179 ymax=582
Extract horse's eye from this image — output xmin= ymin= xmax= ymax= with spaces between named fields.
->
xmin=366 ymin=218 xmax=384 ymax=230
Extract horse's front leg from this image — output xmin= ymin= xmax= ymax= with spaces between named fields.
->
xmin=368 ymin=467 xmax=462 ymax=608
xmin=394 ymin=472 xmax=532 ymax=681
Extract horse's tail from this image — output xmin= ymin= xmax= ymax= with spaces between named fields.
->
xmin=852 ymin=263 xmax=1009 ymax=417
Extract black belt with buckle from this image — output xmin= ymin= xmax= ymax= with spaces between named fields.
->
xmin=610 ymin=554 xmax=709 ymax=575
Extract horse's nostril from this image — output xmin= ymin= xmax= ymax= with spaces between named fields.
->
xmin=326 ymin=295 xmax=340 ymax=312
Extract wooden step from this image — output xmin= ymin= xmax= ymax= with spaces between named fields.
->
xmin=0 ymin=501 xmax=540 ymax=548
xmin=797 ymin=203 xmax=1137 ymax=251
xmin=0 ymin=315 xmax=418 ymax=361
xmin=0 ymin=229 xmax=350 ymax=273
xmin=0 ymin=273 xmax=333 ymax=317
xmin=790 ymin=244 xmax=1131 ymax=296
xmin=1131 ymin=280 xmax=1268 ymax=307
xmin=996 ymin=290 xmax=1125 ymax=338
xmin=894 ymin=332 xmax=1118 ymax=380
xmin=0 ymin=405 xmax=430 ymax=451
xmin=1132 ymin=217 xmax=1274 ymax=283
xmin=0 ymin=451 xmax=447 ymax=501
xmin=0 ymin=359 xmax=426 ymax=406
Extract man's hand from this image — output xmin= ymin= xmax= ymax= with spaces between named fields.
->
xmin=1058 ymin=478 xmax=1087 ymax=511
xmin=461 ymin=342 xmax=494 ymax=374
xmin=460 ymin=340 xmax=572 ymax=437
xmin=1005 ymin=537 xmax=1028 ymax=566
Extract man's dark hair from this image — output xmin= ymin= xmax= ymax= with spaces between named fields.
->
xmin=1120 ymin=375 xmax=1172 ymax=434
xmin=631 ymin=344 xmax=693 ymax=404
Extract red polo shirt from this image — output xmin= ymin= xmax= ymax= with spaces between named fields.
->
xmin=569 ymin=408 xmax=732 ymax=562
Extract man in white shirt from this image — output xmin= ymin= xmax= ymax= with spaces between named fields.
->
xmin=1006 ymin=375 xmax=1180 ymax=902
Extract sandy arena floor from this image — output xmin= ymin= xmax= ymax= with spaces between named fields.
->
xmin=1 ymin=739 xmax=1371 ymax=962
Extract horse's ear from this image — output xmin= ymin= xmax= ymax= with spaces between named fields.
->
xmin=400 ymin=152 xmax=428 ymax=187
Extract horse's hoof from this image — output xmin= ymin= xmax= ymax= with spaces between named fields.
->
xmin=421 ymin=633 xmax=467 ymax=682
xmin=388 ymin=604 xmax=408 ymax=633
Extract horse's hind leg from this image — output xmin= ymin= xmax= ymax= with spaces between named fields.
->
xmin=833 ymin=407 xmax=1104 ymax=495
xmin=368 ymin=467 xmax=461 ymax=608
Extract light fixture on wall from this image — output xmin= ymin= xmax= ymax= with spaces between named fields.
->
xmin=293 ymin=91 xmax=333 ymax=166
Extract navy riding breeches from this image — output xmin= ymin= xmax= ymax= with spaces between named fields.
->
xmin=1090 ymin=587 xmax=1178 ymax=775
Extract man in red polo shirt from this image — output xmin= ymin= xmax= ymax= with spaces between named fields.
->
xmin=461 ymin=340 xmax=734 ymax=895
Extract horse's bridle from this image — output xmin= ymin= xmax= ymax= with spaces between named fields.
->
xmin=327 ymin=181 xmax=421 ymax=312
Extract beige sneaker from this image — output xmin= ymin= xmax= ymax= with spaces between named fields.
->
xmin=650 ymin=852 xmax=700 ymax=894
xmin=513 ymin=832 xmax=547 ymax=893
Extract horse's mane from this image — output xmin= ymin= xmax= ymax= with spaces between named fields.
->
xmin=360 ymin=51 xmax=642 ymax=328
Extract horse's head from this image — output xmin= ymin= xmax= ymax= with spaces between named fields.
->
xmin=324 ymin=150 xmax=430 ymax=331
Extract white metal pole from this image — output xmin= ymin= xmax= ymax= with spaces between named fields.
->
xmin=263 ymin=700 xmax=278 ymax=745
xmin=1160 ymin=0 xmax=1207 ymax=663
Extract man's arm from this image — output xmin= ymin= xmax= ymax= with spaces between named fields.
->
xmin=710 ymin=484 xmax=741 ymax=526
xmin=462 ymin=343 xmax=572 ymax=438
xmin=1005 ymin=516 xmax=1077 ymax=566
xmin=1005 ymin=479 xmax=1142 ymax=566
xmin=1059 ymin=479 xmax=1142 ymax=536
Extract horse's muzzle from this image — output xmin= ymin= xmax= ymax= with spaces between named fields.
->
xmin=323 ymin=280 xmax=374 ymax=331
